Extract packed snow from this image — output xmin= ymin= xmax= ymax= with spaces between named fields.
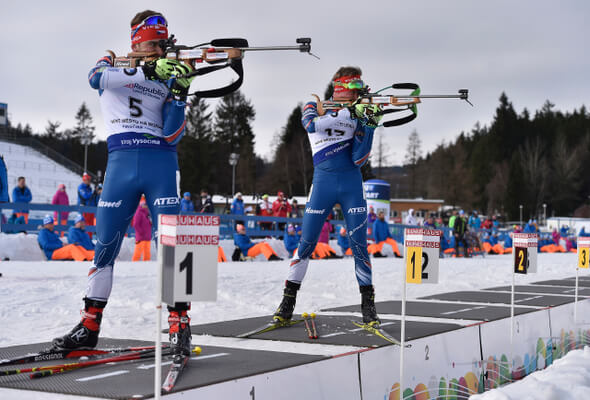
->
xmin=0 ymin=235 xmax=589 ymax=399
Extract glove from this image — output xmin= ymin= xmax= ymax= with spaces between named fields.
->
xmin=168 ymin=63 xmax=195 ymax=100
xmin=354 ymin=104 xmax=383 ymax=127
xmin=142 ymin=59 xmax=185 ymax=81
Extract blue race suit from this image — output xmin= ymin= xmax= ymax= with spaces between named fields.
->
xmin=86 ymin=55 xmax=186 ymax=301
xmin=287 ymin=102 xmax=375 ymax=287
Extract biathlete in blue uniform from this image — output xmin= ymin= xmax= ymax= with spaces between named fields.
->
xmin=53 ymin=10 xmax=195 ymax=357
xmin=273 ymin=67 xmax=383 ymax=326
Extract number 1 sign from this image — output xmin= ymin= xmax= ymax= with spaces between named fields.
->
xmin=158 ymin=214 xmax=220 ymax=305
xmin=404 ymin=228 xmax=442 ymax=284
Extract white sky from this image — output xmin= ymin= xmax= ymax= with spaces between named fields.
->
xmin=2 ymin=1 xmax=589 ymax=165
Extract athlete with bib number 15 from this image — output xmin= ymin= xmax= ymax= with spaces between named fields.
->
xmin=52 ymin=10 xmax=194 ymax=359
xmin=273 ymin=67 xmax=384 ymax=327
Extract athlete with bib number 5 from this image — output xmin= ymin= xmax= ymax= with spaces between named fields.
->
xmin=52 ymin=10 xmax=193 ymax=359
xmin=273 ymin=67 xmax=384 ymax=327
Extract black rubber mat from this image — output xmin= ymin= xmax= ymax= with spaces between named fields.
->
xmin=531 ymin=279 xmax=590 ymax=288
xmin=0 ymin=338 xmax=326 ymax=399
xmin=418 ymin=291 xmax=574 ymax=307
xmin=483 ymin=285 xmax=590 ymax=296
xmin=190 ymin=315 xmax=463 ymax=347
xmin=322 ymin=300 xmax=536 ymax=322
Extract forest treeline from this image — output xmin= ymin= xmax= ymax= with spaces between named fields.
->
xmin=3 ymin=92 xmax=589 ymax=220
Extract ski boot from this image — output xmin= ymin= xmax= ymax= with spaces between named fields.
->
xmin=52 ymin=298 xmax=106 ymax=349
xmin=273 ymin=281 xmax=300 ymax=323
xmin=360 ymin=285 xmax=381 ymax=327
xmin=168 ymin=304 xmax=192 ymax=358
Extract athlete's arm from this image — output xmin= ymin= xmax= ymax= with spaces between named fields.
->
xmin=351 ymin=122 xmax=375 ymax=166
xmin=301 ymin=102 xmax=319 ymax=133
xmin=88 ymin=56 xmax=147 ymax=90
xmin=161 ymin=98 xmax=186 ymax=146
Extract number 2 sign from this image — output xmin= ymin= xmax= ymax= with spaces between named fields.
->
xmin=404 ymin=228 xmax=441 ymax=284
xmin=512 ymin=233 xmax=538 ymax=275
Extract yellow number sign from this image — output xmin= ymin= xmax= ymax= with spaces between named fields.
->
xmin=579 ymin=247 xmax=589 ymax=269
xmin=406 ymin=247 xmax=422 ymax=284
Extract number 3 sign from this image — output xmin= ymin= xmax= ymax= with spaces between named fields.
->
xmin=404 ymin=228 xmax=442 ymax=284
xmin=158 ymin=214 xmax=220 ymax=305
xmin=578 ymin=237 xmax=590 ymax=269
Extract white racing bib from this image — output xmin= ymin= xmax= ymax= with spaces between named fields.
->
xmin=99 ymin=68 xmax=169 ymax=137
xmin=309 ymin=108 xmax=356 ymax=165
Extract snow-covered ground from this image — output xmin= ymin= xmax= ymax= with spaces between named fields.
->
xmin=0 ymin=140 xmax=82 ymax=206
xmin=0 ymin=241 xmax=588 ymax=399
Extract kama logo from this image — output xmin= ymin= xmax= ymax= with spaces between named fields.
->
xmin=305 ymin=207 xmax=325 ymax=214
xmin=154 ymin=197 xmax=180 ymax=207
xmin=98 ymin=199 xmax=122 ymax=208
xmin=347 ymin=207 xmax=367 ymax=214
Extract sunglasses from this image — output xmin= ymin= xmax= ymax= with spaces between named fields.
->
xmin=131 ymin=15 xmax=168 ymax=39
xmin=334 ymin=79 xmax=366 ymax=90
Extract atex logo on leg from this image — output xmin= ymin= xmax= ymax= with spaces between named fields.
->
xmin=154 ymin=197 xmax=180 ymax=207
xmin=347 ymin=206 xmax=367 ymax=214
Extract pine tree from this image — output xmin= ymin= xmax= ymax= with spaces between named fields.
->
xmin=44 ymin=120 xmax=62 ymax=139
xmin=404 ymin=130 xmax=422 ymax=197
xmin=71 ymin=103 xmax=95 ymax=142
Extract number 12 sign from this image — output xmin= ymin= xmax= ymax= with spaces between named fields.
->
xmin=404 ymin=228 xmax=442 ymax=284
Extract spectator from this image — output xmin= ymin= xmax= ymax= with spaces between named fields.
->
xmin=257 ymin=194 xmax=273 ymax=230
xmin=283 ymin=224 xmax=300 ymax=257
xmin=368 ymin=211 xmax=401 ymax=257
xmin=67 ymin=214 xmax=96 ymax=256
xmin=552 ymin=228 xmax=560 ymax=245
xmin=196 ymin=189 xmax=214 ymax=214
xmin=367 ymin=206 xmax=377 ymax=225
xmin=52 ymin=184 xmax=70 ymax=236
xmin=38 ymin=215 xmax=92 ymax=261
xmin=231 ymin=192 xmax=245 ymax=215
xmin=132 ymin=197 xmax=152 ymax=261
xmin=560 ymin=225 xmax=569 ymax=237
xmin=523 ymin=219 xmax=535 ymax=233
xmin=89 ymin=184 xmax=103 ymax=210
xmin=481 ymin=216 xmax=493 ymax=230
xmin=468 ymin=211 xmax=481 ymax=230
xmin=6 ymin=213 xmax=26 ymax=233
xmin=78 ymin=173 xmax=95 ymax=231
xmin=492 ymin=215 xmax=499 ymax=229
xmin=272 ymin=191 xmax=291 ymax=231
xmin=233 ymin=223 xmax=282 ymax=261
xmin=12 ymin=176 xmax=32 ymax=223
xmin=453 ymin=210 xmax=468 ymax=257
xmin=0 ymin=155 xmax=8 ymax=203
xmin=318 ymin=215 xmax=334 ymax=244
xmin=180 ymin=192 xmax=195 ymax=213
xmin=448 ymin=209 xmax=458 ymax=228
xmin=580 ymin=227 xmax=590 ymax=237
xmin=290 ymin=199 xmax=302 ymax=219
xmin=423 ymin=216 xmax=436 ymax=228
xmin=405 ymin=208 xmax=417 ymax=226
xmin=337 ymin=226 xmax=352 ymax=256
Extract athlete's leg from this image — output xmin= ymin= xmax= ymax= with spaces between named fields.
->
xmin=339 ymin=170 xmax=372 ymax=287
xmin=89 ymin=150 xmax=143 ymax=301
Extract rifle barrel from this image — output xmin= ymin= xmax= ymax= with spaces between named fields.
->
xmin=239 ymin=45 xmax=308 ymax=51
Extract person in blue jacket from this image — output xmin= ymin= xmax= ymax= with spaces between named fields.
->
xmin=53 ymin=10 xmax=195 ymax=357
xmin=337 ymin=226 xmax=351 ymax=256
xmin=273 ymin=66 xmax=383 ymax=327
xmin=370 ymin=211 xmax=402 ymax=258
xmin=0 ymin=156 xmax=9 ymax=203
xmin=231 ymin=192 xmax=245 ymax=215
xmin=180 ymin=192 xmax=195 ymax=213
xmin=283 ymin=224 xmax=300 ymax=257
xmin=234 ymin=223 xmax=282 ymax=261
xmin=38 ymin=215 xmax=93 ymax=261
xmin=12 ymin=176 xmax=32 ymax=222
xmin=68 ymin=214 xmax=95 ymax=251
xmin=78 ymin=173 xmax=95 ymax=235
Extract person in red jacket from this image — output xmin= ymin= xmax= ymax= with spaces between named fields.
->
xmin=132 ymin=197 xmax=152 ymax=261
xmin=272 ymin=191 xmax=291 ymax=231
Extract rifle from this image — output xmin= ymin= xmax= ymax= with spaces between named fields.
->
xmin=107 ymin=37 xmax=317 ymax=98
xmin=313 ymin=83 xmax=472 ymax=127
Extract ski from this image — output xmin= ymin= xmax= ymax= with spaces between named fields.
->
xmin=236 ymin=318 xmax=304 ymax=338
xmin=161 ymin=354 xmax=190 ymax=393
xmin=0 ymin=344 xmax=166 ymax=367
xmin=27 ymin=348 xmax=168 ymax=379
xmin=351 ymin=321 xmax=407 ymax=346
